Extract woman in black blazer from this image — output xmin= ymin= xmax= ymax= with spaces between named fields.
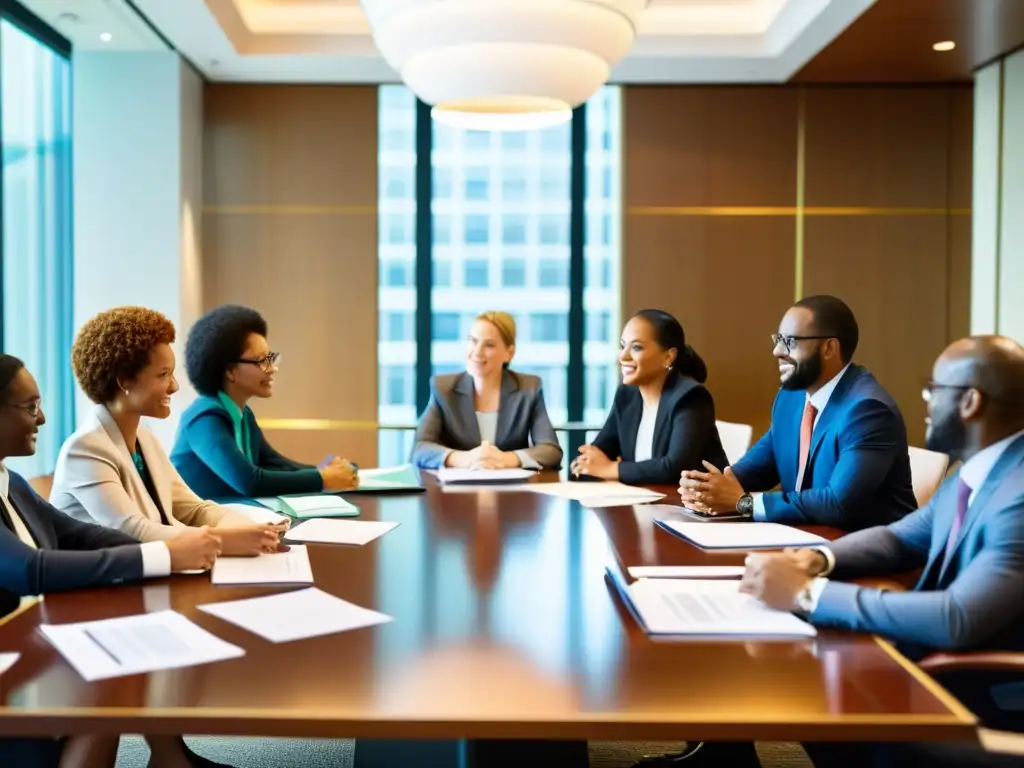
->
xmin=571 ymin=309 xmax=727 ymax=485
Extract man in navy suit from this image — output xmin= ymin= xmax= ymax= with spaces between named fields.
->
xmin=679 ymin=295 xmax=917 ymax=531
xmin=742 ymin=334 xmax=1024 ymax=767
xmin=0 ymin=355 xmax=226 ymax=768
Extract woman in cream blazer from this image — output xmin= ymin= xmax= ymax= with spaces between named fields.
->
xmin=51 ymin=307 xmax=281 ymax=556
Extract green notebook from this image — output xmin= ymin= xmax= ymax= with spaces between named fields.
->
xmin=342 ymin=464 xmax=423 ymax=494
xmin=255 ymin=494 xmax=360 ymax=518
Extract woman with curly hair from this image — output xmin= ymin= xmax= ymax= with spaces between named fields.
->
xmin=170 ymin=304 xmax=357 ymax=501
xmin=49 ymin=307 xmax=282 ymax=556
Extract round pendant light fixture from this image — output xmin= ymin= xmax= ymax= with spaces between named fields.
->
xmin=361 ymin=0 xmax=648 ymax=130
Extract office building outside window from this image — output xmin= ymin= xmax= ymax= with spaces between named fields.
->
xmin=1 ymin=17 xmax=74 ymax=477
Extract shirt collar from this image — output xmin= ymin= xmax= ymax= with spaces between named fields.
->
xmin=0 ymin=463 xmax=8 ymax=498
xmin=960 ymin=428 xmax=1024 ymax=492
xmin=807 ymin=363 xmax=851 ymax=414
xmin=217 ymin=391 xmax=245 ymax=426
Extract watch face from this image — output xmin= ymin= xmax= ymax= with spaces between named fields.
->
xmin=738 ymin=494 xmax=753 ymax=515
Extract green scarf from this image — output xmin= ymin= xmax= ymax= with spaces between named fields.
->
xmin=217 ymin=392 xmax=254 ymax=462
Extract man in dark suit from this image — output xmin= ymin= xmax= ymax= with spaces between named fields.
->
xmin=679 ymin=295 xmax=917 ymax=531
xmin=0 ymin=354 xmax=226 ymax=767
xmin=742 ymin=334 xmax=1024 ymax=767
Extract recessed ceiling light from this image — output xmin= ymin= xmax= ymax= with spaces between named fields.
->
xmin=933 ymin=40 xmax=955 ymax=52
xmin=99 ymin=32 xmax=113 ymax=42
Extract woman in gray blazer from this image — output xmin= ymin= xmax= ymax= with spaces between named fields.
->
xmin=412 ymin=311 xmax=562 ymax=470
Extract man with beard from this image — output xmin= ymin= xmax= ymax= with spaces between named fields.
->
xmin=736 ymin=334 xmax=1024 ymax=767
xmin=678 ymin=295 xmax=917 ymax=530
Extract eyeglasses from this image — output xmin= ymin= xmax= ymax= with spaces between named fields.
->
xmin=233 ymin=352 xmax=280 ymax=373
xmin=922 ymin=381 xmax=972 ymax=403
xmin=770 ymin=334 xmax=834 ymax=353
xmin=2 ymin=400 xmax=42 ymax=418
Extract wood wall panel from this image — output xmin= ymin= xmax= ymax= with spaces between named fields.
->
xmin=203 ymin=85 xmax=379 ymax=467
xmin=625 ymin=85 xmax=973 ymax=451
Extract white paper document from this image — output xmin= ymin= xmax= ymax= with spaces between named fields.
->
xmin=578 ymin=493 xmax=666 ymax=508
xmin=528 ymin=481 xmax=664 ymax=502
xmin=211 ymin=545 xmax=314 ymax=586
xmin=38 ymin=610 xmax=245 ymax=681
xmin=285 ymin=518 xmax=399 ymax=546
xmin=627 ymin=565 xmax=745 ymax=579
xmin=198 ymin=587 xmax=393 ymax=643
xmin=618 ymin=576 xmax=816 ymax=638
xmin=435 ymin=468 xmax=536 ymax=484
xmin=220 ymin=503 xmax=289 ymax=526
xmin=656 ymin=520 xmax=828 ymax=550
xmin=0 ymin=652 xmax=20 ymax=675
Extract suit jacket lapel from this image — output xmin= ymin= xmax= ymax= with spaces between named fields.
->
xmin=95 ymin=405 xmax=166 ymax=525
xmin=6 ymin=483 xmax=53 ymax=549
xmin=453 ymin=373 xmax=482 ymax=445
xmin=495 ymin=370 xmax=520 ymax=447
xmin=936 ymin=436 xmax=1024 ymax=583
xmin=619 ymin=389 xmax=643 ymax=461
xmin=806 ymin=365 xmax=862 ymax=468
xmin=138 ymin=430 xmax=173 ymax=522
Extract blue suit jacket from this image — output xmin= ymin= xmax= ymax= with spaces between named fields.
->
xmin=813 ymin=435 xmax=1024 ymax=662
xmin=0 ymin=471 xmax=143 ymax=619
xmin=170 ymin=396 xmax=323 ymax=501
xmin=731 ymin=364 xmax=916 ymax=530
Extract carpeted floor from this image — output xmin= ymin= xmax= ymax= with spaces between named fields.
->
xmin=115 ymin=737 xmax=812 ymax=767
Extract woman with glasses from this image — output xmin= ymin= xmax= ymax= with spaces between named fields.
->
xmin=170 ymin=304 xmax=357 ymax=501
xmin=50 ymin=307 xmax=282 ymax=555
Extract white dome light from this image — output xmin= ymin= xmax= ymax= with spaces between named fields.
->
xmin=362 ymin=0 xmax=647 ymax=130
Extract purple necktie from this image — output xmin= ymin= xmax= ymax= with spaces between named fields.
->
xmin=942 ymin=477 xmax=972 ymax=566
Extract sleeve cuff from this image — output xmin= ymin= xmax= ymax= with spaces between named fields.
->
xmin=816 ymin=546 xmax=836 ymax=577
xmin=515 ymin=450 xmax=541 ymax=470
xmin=807 ymin=577 xmax=830 ymax=612
xmin=140 ymin=541 xmax=172 ymax=577
xmin=752 ymin=492 xmax=766 ymax=521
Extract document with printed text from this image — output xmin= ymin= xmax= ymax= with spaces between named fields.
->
xmin=211 ymin=545 xmax=314 ymax=586
xmin=39 ymin=611 xmax=245 ymax=681
xmin=285 ymin=518 xmax=399 ymax=546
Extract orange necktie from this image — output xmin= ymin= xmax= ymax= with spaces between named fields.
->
xmin=796 ymin=401 xmax=819 ymax=490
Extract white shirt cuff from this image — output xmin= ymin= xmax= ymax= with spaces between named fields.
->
xmin=807 ymin=577 xmax=830 ymax=612
xmin=140 ymin=541 xmax=172 ymax=578
xmin=515 ymin=450 xmax=540 ymax=470
xmin=815 ymin=546 xmax=836 ymax=576
xmin=752 ymin=492 xmax=766 ymax=521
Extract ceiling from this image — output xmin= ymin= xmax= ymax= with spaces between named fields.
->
xmin=20 ymin=0 xmax=1024 ymax=84
xmin=23 ymin=0 xmax=880 ymax=83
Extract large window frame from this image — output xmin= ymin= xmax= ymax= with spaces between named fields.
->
xmin=0 ymin=0 xmax=74 ymax=476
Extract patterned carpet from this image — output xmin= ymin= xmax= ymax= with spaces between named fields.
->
xmin=115 ymin=737 xmax=812 ymax=767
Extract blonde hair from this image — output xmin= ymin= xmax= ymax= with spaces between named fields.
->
xmin=476 ymin=311 xmax=517 ymax=348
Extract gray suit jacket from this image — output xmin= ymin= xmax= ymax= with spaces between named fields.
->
xmin=411 ymin=370 xmax=563 ymax=470
xmin=811 ymin=434 xmax=1024 ymax=660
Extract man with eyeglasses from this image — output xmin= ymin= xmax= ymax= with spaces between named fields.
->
xmin=679 ymin=294 xmax=917 ymax=531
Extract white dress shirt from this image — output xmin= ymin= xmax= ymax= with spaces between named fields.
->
xmin=0 ymin=464 xmax=172 ymax=587
xmin=634 ymin=402 xmax=659 ymax=462
xmin=807 ymin=427 xmax=1024 ymax=610
xmin=476 ymin=411 xmax=539 ymax=470
xmin=752 ymin=363 xmax=852 ymax=520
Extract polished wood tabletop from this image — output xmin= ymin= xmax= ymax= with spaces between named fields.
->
xmin=0 ymin=475 xmax=976 ymax=743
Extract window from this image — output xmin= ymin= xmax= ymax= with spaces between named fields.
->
xmin=502 ymin=215 xmax=527 ymax=245
xmin=433 ymin=260 xmax=452 ymax=288
xmin=434 ymin=214 xmax=452 ymax=244
xmin=381 ymin=259 xmax=413 ymax=287
xmin=381 ymin=366 xmax=414 ymax=406
xmin=385 ymin=214 xmax=414 ymax=244
xmin=502 ymin=171 xmax=528 ymax=201
xmin=464 ymin=166 xmax=489 ymax=200
xmin=434 ymin=167 xmax=453 ymax=198
xmin=433 ymin=312 xmax=462 ymax=341
xmin=530 ymin=313 xmax=567 ymax=343
xmin=381 ymin=311 xmax=414 ymax=342
xmin=502 ymin=132 xmax=528 ymax=151
xmin=464 ymin=259 xmax=489 ymax=288
xmin=538 ymin=259 xmax=568 ymax=288
xmin=383 ymin=167 xmax=412 ymax=199
xmin=465 ymin=130 xmax=490 ymax=150
xmin=586 ymin=311 xmax=610 ymax=342
xmin=1 ymin=18 xmax=73 ymax=477
xmin=538 ymin=215 xmax=567 ymax=245
xmin=464 ymin=214 xmax=489 ymax=244
xmin=502 ymin=258 xmax=527 ymax=287
xmin=540 ymin=167 xmax=568 ymax=200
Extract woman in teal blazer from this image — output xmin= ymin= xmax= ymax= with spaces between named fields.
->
xmin=170 ymin=305 xmax=357 ymax=501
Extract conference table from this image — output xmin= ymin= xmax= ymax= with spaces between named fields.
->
xmin=0 ymin=473 xmax=977 ymax=766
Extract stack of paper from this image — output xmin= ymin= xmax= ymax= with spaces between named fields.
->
xmin=344 ymin=465 xmax=423 ymax=493
xmin=256 ymin=495 xmax=360 ymax=519
xmin=285 ymin=518 xmax=399 ymax=546
xmin=436 ymin=468 xmax=536 ymax=485
xmin=655 ymin=520 xmax=828 ymax=550
xmin=211 ymin=545 xmax=315 ymax=586
xmin=608 ymin=570 xmax=816 ymax=638
xmin=627 ymin=565 xmax=745 ymax=579
xmin=526 ymin=481 xmax=665 ymax=507
xmin=39 ymin=611 xmax=245 ymax=681
xmin=199 ymin=587 xmax=393 ymax=643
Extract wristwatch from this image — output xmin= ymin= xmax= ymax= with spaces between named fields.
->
xmin=736 ymin=493 xmax=754 ymax=518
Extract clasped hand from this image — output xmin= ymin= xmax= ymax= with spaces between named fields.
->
xmin=218 ymin=523 xmax=289 ymax=557
xmin=739 ymin=549 xmax=826 ymax=612
xmin=451 ymin=441 xmax=521 ymax=470
xmin=570 ymin=444 xmax=619 ymax=480
xmin=678 ymin=460 xmax=745 ymax=514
